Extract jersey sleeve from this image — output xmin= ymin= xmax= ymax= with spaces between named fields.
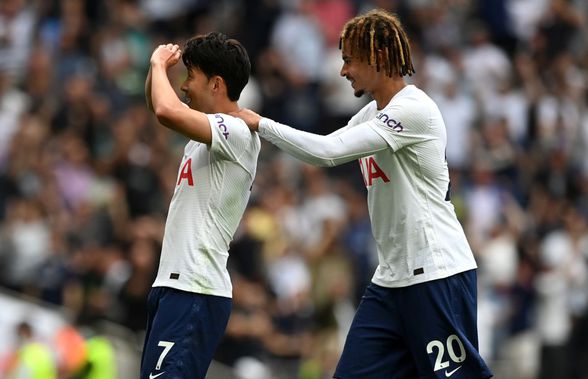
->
xmin=258 ymin=117 xmax=389 ymax=167
xmin=206 ymin=113 xmax=259 ymax=163
xmin=367 ymin=98 xmax=439 ymax=152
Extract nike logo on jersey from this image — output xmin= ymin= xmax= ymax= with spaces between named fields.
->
xmin=149 ymin=372 xmax=165 ymax=379
xmin=445 ymin=366 xmax=462 ymax=377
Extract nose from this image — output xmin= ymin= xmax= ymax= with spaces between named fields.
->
xmin=340 ymin=64 xmax=347 ymax=78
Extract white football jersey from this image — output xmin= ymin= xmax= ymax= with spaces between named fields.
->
xmin=258 ymin=84 xmax=477 ymax=288
xmin=347 ymin=85 xmax=477 ymax=287
xmin=152 ymin=113 xmax=260 ymax=298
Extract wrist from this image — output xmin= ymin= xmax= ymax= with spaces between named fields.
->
xmin=258 ymin=118 xmax=271 ymax=133
xmin=150 ymin=61 xmax=167 ymax=70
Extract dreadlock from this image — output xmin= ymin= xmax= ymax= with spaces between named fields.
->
xmin=339 ymin=9 xmax=415 ymax=78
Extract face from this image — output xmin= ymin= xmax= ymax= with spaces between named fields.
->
xmin=180 ymin=67 xmax=215 ymax=113
xmin=340 ymin=46 xmax=379 ymax=98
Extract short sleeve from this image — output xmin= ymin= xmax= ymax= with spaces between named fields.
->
xmin=206 ymin=113 xmax=257 ymax=161
xmin=368 ymin=99 xmax=437 ymax=152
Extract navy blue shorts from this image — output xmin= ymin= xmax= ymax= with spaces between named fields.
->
xmin=334 ymin=270 xmax=493 ymax=379
xmin=140 ymin=287 xmax=231 ymax=379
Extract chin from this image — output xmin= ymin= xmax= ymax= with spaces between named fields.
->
xmin=354 ymin=89 xmax=365 ymax=97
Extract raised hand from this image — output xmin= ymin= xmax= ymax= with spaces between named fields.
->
xmin=150 ymin=43 xmax=182 ymax=69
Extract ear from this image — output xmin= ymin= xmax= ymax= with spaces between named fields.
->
xmin=211 ymin=76 xmax=224 ymax=93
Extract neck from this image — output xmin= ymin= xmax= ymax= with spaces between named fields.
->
xmin=373 ymin=76 xmax=407 ymax=110
xmin=210 ymin=98 xmax=240 ymax=114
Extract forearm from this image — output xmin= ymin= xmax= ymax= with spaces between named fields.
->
xmin=150 ymin=64 xmax=183 ymax=120
xmin=258 ymin=118 xmax=387 ymax=166
xmin=149 ymin=63 xmax=212 ymax=143
xmin=145 ymin=67 xmax=153 ymax=111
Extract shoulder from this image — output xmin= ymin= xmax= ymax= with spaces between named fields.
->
xmin=208 ymin=113 xmax=260 ymax=152
xmin=209 ymin=113 xmax=246 ymax=128
xmin=370 ymin=86 xmax=442 ymax=135
xmin=209 ymin=113 xmax=253 ymax=136
xmin=383 ymin=86 xmax=437 ymax=119
xmin=393 ymin=85 xmax=434 ymax=106
xmin=349 ymin=101 xmax=377 ymax=125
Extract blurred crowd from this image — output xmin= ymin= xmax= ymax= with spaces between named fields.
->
xmin=0 ymin=0 xmax=587 ymax=378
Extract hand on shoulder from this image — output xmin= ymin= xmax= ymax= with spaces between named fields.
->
xmin=230 ymin=108 xmax=262 ymax=132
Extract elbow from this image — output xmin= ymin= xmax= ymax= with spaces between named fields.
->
xmin=297 ymin=148 xmax=340 ymax=167
xmin=320 ymin=160 xmax=337 ymax=168
xmin=314 ymin=146 xmax=340 ymax=167
xmin=154 ymin=104 xmax=176 ymax=125
xmin=145 ymin=95 xmax=154 ymax=112
xmin=306 ymin=157 xmax=336 ymax=167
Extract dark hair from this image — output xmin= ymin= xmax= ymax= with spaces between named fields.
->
xmin=339 ymin=9 xmax=415 ymax=78
xmin=182 ymin=32 xmax=251 ymax=101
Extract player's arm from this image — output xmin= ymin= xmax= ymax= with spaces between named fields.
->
xmin=149 ymin=44 xmax=212 ymax=144
xmin=258 ymin=117 xmax=388 ymax=167
xmin=145 ymin=66 xmax=153 ymax=111
xmin=231 ymin=108 xmax=387 ymax=166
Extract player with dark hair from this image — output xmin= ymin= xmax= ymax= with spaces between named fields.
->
xmin=181 ymin=33 xmax=251 ymax=102
xmin=234 ymin=9 xmax=493 ymax=379
xmin=140 ymin=32 xmax=260 ymax=379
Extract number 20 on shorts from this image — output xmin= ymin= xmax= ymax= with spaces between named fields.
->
xmin=426 ymin=334 xmax=466 ymax=371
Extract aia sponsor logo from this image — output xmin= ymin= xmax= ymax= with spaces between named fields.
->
xmin=177 ymin=158 xmax=194 ymax=186
xmin=376 ymin=112 xmax=403 ymax=132
xmin=175 ymin=113 xmax=230 ymax=187
xmin=359 ymin=156 xmax=390 ymax=187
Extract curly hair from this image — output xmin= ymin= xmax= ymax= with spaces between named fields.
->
xmin=339 ymin=9 xmax=415 ymax=78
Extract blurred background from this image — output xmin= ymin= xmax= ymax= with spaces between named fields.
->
xmin=0 ymin=0 xmax=587 ymax=378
